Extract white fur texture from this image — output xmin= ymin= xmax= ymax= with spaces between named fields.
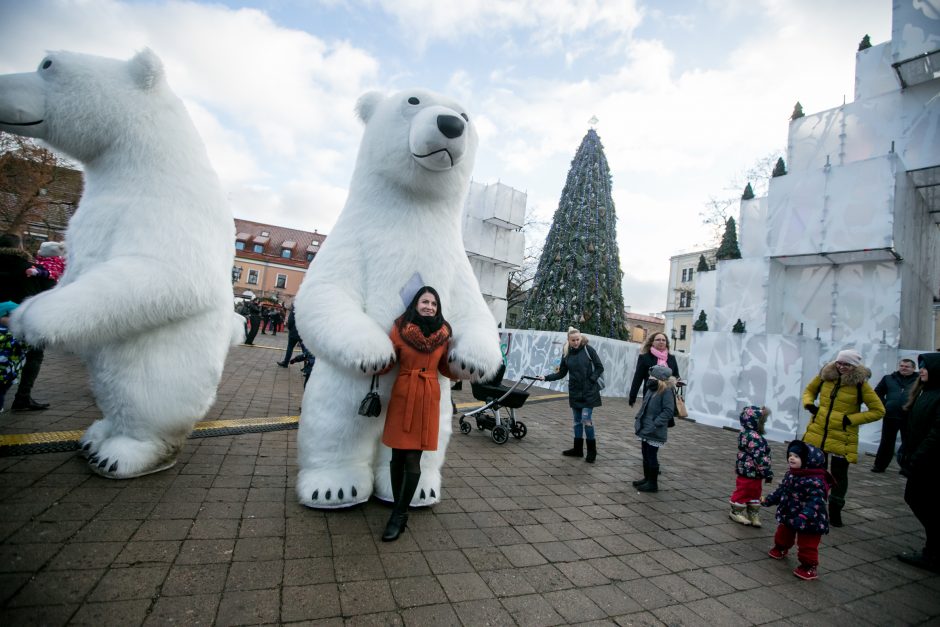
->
xmin=0 ymin=50 xmax=237 ymax=479
xmin=294 ymin=89 xmax=503 ymax=509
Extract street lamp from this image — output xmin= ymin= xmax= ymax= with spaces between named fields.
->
xmin=671 ymin=328 xmax=677 ymax=346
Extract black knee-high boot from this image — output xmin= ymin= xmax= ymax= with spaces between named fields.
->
xmin=382 ymin=471 xmax=421 ymax=542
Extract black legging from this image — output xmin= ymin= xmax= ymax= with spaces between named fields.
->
xmin=13 ymin=347 xmax=44 ymax=401
xmin=826 ymin=454 xmax=850 ymax=510
xmin=874 ymin=417 xmax=902 ymax=470
xmin=391 ymin=448 xmax=422 ymax=474
xmin=641 ymin=440 xmax=660 ymax=469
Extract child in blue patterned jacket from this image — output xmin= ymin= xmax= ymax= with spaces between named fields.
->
xmin=729 ymin=406 xmax=773 ymax=527
xmin=762 ymin=440 xmax=834 ymax=580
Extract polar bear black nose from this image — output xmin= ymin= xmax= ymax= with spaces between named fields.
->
xmin=437 ymin=115 xmax=464 ymax=139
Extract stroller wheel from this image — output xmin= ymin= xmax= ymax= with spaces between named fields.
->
xmin=492 ymin=425 xmax=509 ymax=444
xmin=459 ymin=418 xmax=472 ymax=435
xmin=511 ymin=421 xmax=527 ymax=439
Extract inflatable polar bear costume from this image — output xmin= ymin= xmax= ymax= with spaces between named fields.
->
xmin=293 ymin=89 xmax=503 ymax=509
xmin=0 ymin=50 xmax=240 ymax=478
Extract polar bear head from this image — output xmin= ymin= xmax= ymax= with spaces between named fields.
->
xmin=352 ymin=89 xmax=478 ymax=201
xmin=0 ymin=49 xmax=189 ymax=164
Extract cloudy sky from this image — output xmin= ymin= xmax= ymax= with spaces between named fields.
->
xmin=0 ymin=0 xmax=891 ymax=315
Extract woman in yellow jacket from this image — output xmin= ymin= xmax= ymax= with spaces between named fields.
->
xmin=802 ymin=349 xmax=885 ymax=527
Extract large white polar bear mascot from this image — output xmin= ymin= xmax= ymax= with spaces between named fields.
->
xmin=293 ymin=89 xmax=503 ymax=509
xmin=0 ymin=50 xmax=238 ymax=478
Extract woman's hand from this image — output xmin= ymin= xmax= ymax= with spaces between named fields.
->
xmin=536 ymin=375 xmax=545 ymax=381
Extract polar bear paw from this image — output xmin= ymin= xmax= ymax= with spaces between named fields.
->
xmin=411 ymin=471 xmax=442 ymax=507
xmin=297 ymin=466 xmax=372 ymax=509
xmin=82 ymin=434 xmax=179 ymax=479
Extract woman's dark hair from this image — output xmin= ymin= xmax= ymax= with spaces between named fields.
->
xmin=397 ymin=286 xmax=451 ymax=334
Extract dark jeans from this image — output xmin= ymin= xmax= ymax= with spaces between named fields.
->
xmin=282 ymin=333 xmax=300 ymax=364
xmin=825 ymin=454 xmax=850 ymax=510
xmin=13 ymin=347 xmax=44 ymax=401
xmin=874 ymin=416 xmax=902 ymax=470
xmin=641 ymin=440 xmax=660 ymax=469
xmin=905 ymin=474 xmax=939 ymax=560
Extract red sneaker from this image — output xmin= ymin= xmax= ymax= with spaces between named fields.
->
xmin=768 ymin=546 xmax=788 ymax=560
xmin=793 ymin=564 xmax=818 ymax=580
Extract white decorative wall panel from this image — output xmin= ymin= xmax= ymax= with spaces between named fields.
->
xmin=739 ymin=197 xmax=768 ymax=258
xmin=712 ymin=259 xmax=769 ymax=334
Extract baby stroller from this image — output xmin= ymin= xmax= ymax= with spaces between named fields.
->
xmin=458 ymin=364 xmax=536 ymax=444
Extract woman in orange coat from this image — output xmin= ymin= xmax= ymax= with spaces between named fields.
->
xmin=380 ymin=286 xmax=455 ymax=542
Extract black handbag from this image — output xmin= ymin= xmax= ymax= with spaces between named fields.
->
xmin=358 ymin=375 xmax=382 ymax=417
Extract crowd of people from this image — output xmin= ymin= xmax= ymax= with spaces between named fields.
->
xmin=3 ymin=261 xmax=937 ymax=576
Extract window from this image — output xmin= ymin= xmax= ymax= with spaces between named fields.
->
xmin=261 ymin=231 xmax=270 ymax=237
xmin=679 ymin=325 xmax=687 ymax=340
xmin=247 ymin=269 xmax=259 ymax=285
xmin=281 ymin=249 xmax=292 ymax=258
xmin=232 ymin=266 xmax=243 ymax=283
xmin=681 ymin=268 xmax=694 ymax=283
xmin=306 ymin=252 xmax=316 ymax=262
xmin=275 ymin=274 xmax=287 ymax=289
xmin=235 ymin=241 xmax=246 ymax=250
xmin=253 ymin=244 xmax=264 ymax=253
xmin=679 ymin=291 xmax=693 ymax=308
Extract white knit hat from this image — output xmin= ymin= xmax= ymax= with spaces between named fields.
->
xmin=835 ymin=349 xmax=862 ymax=367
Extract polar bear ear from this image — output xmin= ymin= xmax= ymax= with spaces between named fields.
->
xmin=355 ymin=91 xmax=384 ymax=124
xmin=128 ymin=48 xmax=165 ymax=91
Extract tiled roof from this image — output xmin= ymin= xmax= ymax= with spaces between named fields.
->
xmin=233 ymin=218 xmax=326 ymax=267
xmin=625 ymin=312 xmax=665 ymax=324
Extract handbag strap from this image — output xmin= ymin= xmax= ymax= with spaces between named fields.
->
xmin=370 ymin=374 xmax=379 ymax=391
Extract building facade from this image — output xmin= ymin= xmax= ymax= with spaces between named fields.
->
xmin=662 ymin=248 xmax=715 ymax=352
xmin=232 ymin=219 xmax=325 ymax=307
xmin=624 ymin=311 xmax=665 ymax=345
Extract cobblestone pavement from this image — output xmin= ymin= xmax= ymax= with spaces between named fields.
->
xmin=1 ymin=336 xmax=938 ymax=626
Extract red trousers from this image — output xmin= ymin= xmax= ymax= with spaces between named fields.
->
xmin=774 ymin=524 xmax=822 ymax=566
xmin=730 ymin=476 xmax=763 ymax=504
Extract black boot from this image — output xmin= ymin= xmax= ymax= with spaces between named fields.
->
xmin=562 ymin=438 xmax=583 ymax=457
xmin=383 ymin=471 xmax=420 ymax=542
xmin=829 ymin=505 xmax=843 ymax=527
xmin=585 ymin=439 xmax=597 ymax=463
xmin=637 ymin=466 xmax=659 ymax=492
xmin=11 ymin=396 xmax=50 ymax=412
xmin=632 ymin=464 xmax=650 ymax=487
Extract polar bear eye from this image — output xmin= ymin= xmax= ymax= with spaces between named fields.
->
xmin=461 ymin=113 xmax=469 ymax=122
xmin=40 ymin=59 xmax=53 ymax=70
xmin=407 ymin=97 xmax=420 ymax=105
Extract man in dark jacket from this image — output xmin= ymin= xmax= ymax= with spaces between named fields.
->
xmin=243 ymin=299 xmax=262 ymax=345
xmin=872 ymin=358 xmax=918 ymax=472
xmin=0 ymin=233 xmax=51 ymax=411
xmin=277 ymin=305 xmax=301 ymax=367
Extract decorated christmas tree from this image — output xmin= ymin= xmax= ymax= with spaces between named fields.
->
xmin=520 ymin=128 xmax=628 ymax=339
xmin=716 ymin=217 xmax=742 ymax=260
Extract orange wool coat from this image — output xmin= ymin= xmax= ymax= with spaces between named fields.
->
xmin=380 ymin=322 xmax=454 ymax=451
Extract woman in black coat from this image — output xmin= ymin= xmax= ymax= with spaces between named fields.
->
xmin=898 ymin=352 xmax=940 ymax=573
xmin=538 ymin=327 xmax=604 ymax=463
xmin=629 ymin=332 xmax=680 ymax=407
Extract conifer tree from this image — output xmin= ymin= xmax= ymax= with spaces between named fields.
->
xmin=715 ymin=217 xmax=742 ymax=260
xmin=858 ymin=34 xmax=872 ymax=51
xmin=697 ymin=254 xmax=709 ymax=272
xmin=772 ymin=157 xmax=787 ymax=177
xmin=732 ymin=319 xmax=746 ymax=333
xmin=520 ymin=129 xmax=628 ymax=339
xmin=692 ymin=310 xmax=708 ymax=331
xmin=791 ymin=102 xmax=804 ymax=120
xmin=741 ymin=182 xmax=755 ymax=200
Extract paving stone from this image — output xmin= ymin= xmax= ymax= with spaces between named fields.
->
xmin=162 ymin=563 xmax=229 ymax=596
xmin=145 ymin=593 xmax=220 ymax=626
xmin=281 ymin=583 xmax=342 ymax=622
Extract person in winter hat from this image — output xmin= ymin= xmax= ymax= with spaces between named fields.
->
xmin=762 ymin=440 xmax=834 ymax=581
xmin=896 ymin=353 xmax=940 ymax=573
xmin=25 ymin=241 xmax=66 ymax=286
xmin=729 ymin=405 xmax=773 ymax=527
xmin=632 ymin=364 xmax=676 ymax=492
xmin=871 ymin=357 xmax=918 ymax=472
xmin=538 ymin=327 xmax=605 ymax=463
xmin=801 ymin=348 xmax=884 ymax=526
